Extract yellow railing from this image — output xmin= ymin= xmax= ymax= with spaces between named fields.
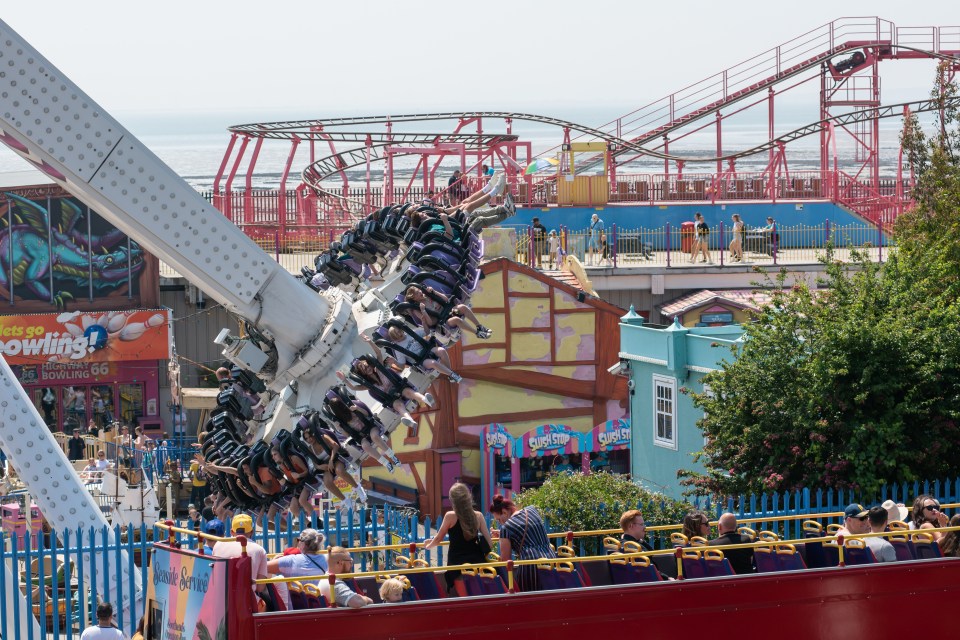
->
xmin=157 ymin=503 xmax=959 ymax=565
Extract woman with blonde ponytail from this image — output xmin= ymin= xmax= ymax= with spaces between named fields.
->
xmin=425 ymin=482 xmax=494 ymax=594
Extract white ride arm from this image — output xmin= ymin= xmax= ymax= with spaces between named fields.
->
xmin=0 ymin=19 xmax=348 ymax=393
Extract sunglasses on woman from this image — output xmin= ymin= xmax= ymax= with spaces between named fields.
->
xmin=924 ymin=505 xmax=941 ymax=512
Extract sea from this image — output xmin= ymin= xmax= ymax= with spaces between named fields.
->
xmin=0 ymin=107 xmax=920 ymax=192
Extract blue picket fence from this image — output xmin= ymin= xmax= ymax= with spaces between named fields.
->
xmin=0 ymin=504 xmax=416 ymax=640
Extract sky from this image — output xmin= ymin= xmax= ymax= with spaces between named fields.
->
xmin=2 ymin=1 xmax=955 ymax=125
xmin=0 ymin=2 xmax=955 ymax=178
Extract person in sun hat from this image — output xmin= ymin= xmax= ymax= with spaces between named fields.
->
xmin=881 ymin=499 xmax=908 ymax=527
xmin=836 ymin=503 xmax=870 ymax=537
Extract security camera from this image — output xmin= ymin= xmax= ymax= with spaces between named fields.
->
xmin=214 ymin=328 xmax=236 ymax=347
xmin=627 ymin=379 xmax=636 ymax=390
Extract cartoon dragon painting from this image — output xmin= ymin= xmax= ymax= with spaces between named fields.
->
xmin=0 ymin=193 xmax=144 ymax=308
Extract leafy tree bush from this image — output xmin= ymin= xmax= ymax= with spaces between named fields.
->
xmin=514 ymin=471 xmax=692 ymax=552
xmin=680 ymin=66 xmax=960 ymax=497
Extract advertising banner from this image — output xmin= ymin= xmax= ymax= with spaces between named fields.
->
xmin=590 ymin=419 xmax=631 ymax=451
xmin=0 ymin=309 xmax=169 ymax=365
xmin=147 ymin=546 xmax=228 ymax=640
xmin=521 ymin=423 xmax=585 ymax=457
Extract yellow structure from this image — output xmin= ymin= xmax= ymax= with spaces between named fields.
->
xmin=557 ymin=141 xmax=609 ymax=206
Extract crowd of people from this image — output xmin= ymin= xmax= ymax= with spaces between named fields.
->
xmin=138 ymin=485 xmax=958 ymax=620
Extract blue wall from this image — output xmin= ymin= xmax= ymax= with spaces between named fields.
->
xmin=622 ymin=320 xmax=745 ymax=499
xmin=510 ymin=202 xmax=866 ymax=231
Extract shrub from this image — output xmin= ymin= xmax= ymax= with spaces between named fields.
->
xmin=514 ymin=471 xmax=692 ymax=553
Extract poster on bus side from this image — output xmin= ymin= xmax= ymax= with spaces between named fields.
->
xmin=146 ymin=547 xmax=228 ymax=640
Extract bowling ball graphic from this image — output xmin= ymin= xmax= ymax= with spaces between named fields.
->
xmin=84 ymin=324 xmax=109 ymax=350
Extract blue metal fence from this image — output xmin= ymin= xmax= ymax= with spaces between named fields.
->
xmin=0 ymin=504 xmax=416 ymax=640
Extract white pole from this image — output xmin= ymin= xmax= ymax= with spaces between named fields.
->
xmin=166 ymin=482 xmax=175 ymax=521
xmin=0 ymin=357 xmax=142 ymax=625
xmin=1 ymin=555 xmax=44 ymax=640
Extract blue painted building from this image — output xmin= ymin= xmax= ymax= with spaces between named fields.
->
xmin=618 ymin=306 xmax=744 ymax=499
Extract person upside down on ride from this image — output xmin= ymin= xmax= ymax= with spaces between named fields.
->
xmin=363 ymin=330 xmax=462 ymax=383
xmin=270 ymin=444 xmax=315 ymax=518
xmin=299 ymin=417 xmax=364 ymax=502
xmin=403 ymin=285 xmax=492 ymax=340
xmin=201 ymin=454 xmax=283 ymax=525
xmin=325 ymin=383 xmax=409 ymax=470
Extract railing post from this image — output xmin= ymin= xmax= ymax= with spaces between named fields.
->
xmin=824 ymin=219 xmax=830 ymax=246
xmin=878 ymin=221 xmax=883 ymax=263
xmin=506 ymin=560 xmax=516 ymax=593
xmin=772 ymin=223 xmax=778 ymax=266
xmin=666 ymin=222 xmax=672 ymax=268
xmin=612 ymin=223 xmax=618 ymax=268
xmin=528 ymin=226 xmax=534 ymax=267
xmin=719 ymin=221 xmax=724 ymax=267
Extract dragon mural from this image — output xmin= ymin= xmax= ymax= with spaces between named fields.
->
xmin=0 ymin=193 xmax=144 ymax=308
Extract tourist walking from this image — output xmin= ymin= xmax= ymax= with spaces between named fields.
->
xmin=691 ymin=212 xmax=711 ymax=263
xmin=586 ymin=214 xmax=604 ymax=265
xmin=729 ymin=213 xmax=744 ymax=262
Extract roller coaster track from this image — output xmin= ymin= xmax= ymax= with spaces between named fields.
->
xmin=291 ymin=93 xmax=957 ymax=215
xmin=580 ymin=44 xmax=960 ymax=173
xmin=299 ymin=133 xmax=517 ymax=181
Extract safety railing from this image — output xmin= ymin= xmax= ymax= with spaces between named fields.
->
xmin=560 ymin=18 xmax=906 ymax=149
xmin=512 ymin=221 xmax=891 ymax=270
xmin=246 ymin=511 xmax=960 ymax=603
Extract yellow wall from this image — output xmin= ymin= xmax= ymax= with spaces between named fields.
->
xmin=458 ymin=379 xmax=589 ymax=419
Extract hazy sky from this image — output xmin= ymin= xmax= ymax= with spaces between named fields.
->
xmin=2 ymin=1 xmax=955 ymax=126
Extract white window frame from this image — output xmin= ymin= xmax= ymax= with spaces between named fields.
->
xmin=652 ymin=374 xmax=677 ymax=450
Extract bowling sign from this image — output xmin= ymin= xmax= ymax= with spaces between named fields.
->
xmin=0 ymin=309 xmax=170 ymax=365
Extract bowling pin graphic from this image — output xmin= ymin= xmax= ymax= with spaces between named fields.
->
xmin=62 ymin=321 xmax=85 ymax=338
xmin=118 ymin=313 xmax=165 ymax=342
xmin=107 ymin=312 xmax=129 ymax=334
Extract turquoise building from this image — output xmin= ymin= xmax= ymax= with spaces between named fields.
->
xmin=618 ymin=306 xmax=744 ymax=499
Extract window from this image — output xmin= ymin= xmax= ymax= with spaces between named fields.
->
xmin=652 ymin=375 xmax=677 ymax=449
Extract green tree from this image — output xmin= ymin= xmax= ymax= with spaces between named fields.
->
xmin=681 ymin=68 xmax=960 ymax=498
xmin=515 ymin=471 xmax=692 ymax=552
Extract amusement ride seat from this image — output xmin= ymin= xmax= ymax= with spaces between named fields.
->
xmin=842 ymin=538 xmax=876 ymax=566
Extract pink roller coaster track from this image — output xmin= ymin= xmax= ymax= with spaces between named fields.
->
xmin=210 ymin=17 xmax=960 ymax=239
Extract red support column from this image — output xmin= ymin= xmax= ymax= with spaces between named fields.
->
xmin=279 ymin=137 xmax=300 ymax=230
xmin=225 ymin=136 xmax=250 ymax=225
xmin=716 ymin=111 xmax=723 ymax=175
xmin=244 ymin=137 xmax=264 ymax=227
xmin=213 ymin=134 xmax=238 ymax=217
